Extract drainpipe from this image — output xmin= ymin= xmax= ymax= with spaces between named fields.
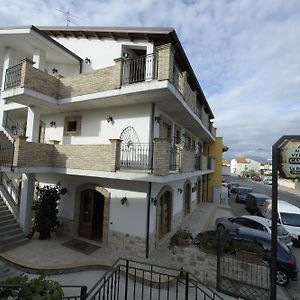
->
xmin=145 ymin=182 xmax=152 ymax=258
xmin=149 ymin=103 xmax=155 ymax=172
xmin=146 ymin=103 xmax=155 ymax=258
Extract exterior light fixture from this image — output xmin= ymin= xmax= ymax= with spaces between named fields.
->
xmin=106 ymin=116 xmax=113 ymax=123
xmin=123 ymin=52 xmax=129 ymax=59
xmin=151 ymin=197 xmax=158 ymax=206
xmin=177 ymin=188 xmax=183 ymax=194
xmin=50 ymin=121 xmax=56 ymax=128
xmin=85 ymin=57 xmax=91 ymax=64
xmin=52 ymin=68 xmax=58 ymax=74
xmin=121 ymin=196 xmax=128 ymax=206
xmin=154 ymin=116 xmax=161 ymax=124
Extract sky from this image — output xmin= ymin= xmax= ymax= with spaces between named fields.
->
xmin=0 ymin=0 xmax=299 ymax=160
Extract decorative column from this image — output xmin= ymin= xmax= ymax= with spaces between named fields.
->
xmin=33 ymin=48 xmax=46 ymax=71
xmin=153 ymin=137 xmax=170 ymax=176
xmin=156 ymin=43 xmax=175 ymax=82
xmin=19 ymin=173 xmax=35 ymax=236
xmin=26 ymin=106 xmax=40 ymax=142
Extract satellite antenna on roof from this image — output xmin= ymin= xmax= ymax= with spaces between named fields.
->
xmin=56 ymin=8 xmax=82 ymax=26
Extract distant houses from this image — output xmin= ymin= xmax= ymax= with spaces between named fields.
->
xmin=230 ymin=157 xmax=261 ymax=176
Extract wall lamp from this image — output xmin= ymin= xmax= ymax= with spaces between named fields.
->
xmin=151 ymin=197 xmax=158 ymax=206
xmin=192 ymin=183 xmax=197 ymax=193
xmin=106 ymin=116 xmax=113 ymax=123
xmin=52 ymin=68 xmax=58 ymax=74
xmin=84 ymin=57 xmax=91 ymax=64
xmin=50 ymin=121 xmax=56 ymax=128
xmin=121 ymin=196 xmax=128 ymax=206
xmin=177 ymin=188 xmax=183 ymax=194
xmin=154 ymin=116 xmax=161 ymax=124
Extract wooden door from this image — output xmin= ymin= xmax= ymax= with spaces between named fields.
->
xmin=158 ymin=192 xmax=171 ymax=239
xmin=79 ymin=190 xmax=95 ymax=239
xmin=197 ymin=179 xmax=202 ymax=204
xmin=184 ymin=183 xmax=191 ymax=215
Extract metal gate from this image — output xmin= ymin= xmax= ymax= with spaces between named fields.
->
xmin=216 ymin=233 xmax=270 ymax=300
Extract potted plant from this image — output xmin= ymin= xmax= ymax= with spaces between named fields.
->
xmin=168 ymin=228 xmax=193 ymax=252
xmin=32 ymin=183 xmax=67 ymax=239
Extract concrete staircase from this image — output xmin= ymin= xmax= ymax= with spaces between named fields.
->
xmin=0 ymin=198 xmax=28 ymax=252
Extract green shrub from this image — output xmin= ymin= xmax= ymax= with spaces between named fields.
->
xmin=0 ymin=273 xmax=63 ymax=300
xmin=168 ymin=228 xmax=193 ymax=251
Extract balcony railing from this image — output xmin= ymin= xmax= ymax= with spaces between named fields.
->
xmin=120 ymin=143 xmax=152 ymax=169
xmin=122 ymin=53 xmax=157 ymax=85
xmin=4 ymin=63 xmax=22 ymax=90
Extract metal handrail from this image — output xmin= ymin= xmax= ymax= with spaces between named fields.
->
xmin=4 ymin=63 xmax=22 ymax=90
xmin=86 ymin=258 xmax=224 ymax=300
xmin=122 ymin=53 xmax=157 ymax=85
xmin=120 ymin=143 xmax=152 ymax=169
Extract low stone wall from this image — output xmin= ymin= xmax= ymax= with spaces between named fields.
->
xmin=170 ymin=245 xmax=217 ymax=287
xmin=110 ymin=230 xmax=146 ymax=259
xmin=13 ymin=137 xmax=121 ymax=172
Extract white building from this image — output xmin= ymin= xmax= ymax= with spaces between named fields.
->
xmin=0 ymin=26 xmax=217 ymax=256
xmin=230 ymin=157 xmax=261 ymax=175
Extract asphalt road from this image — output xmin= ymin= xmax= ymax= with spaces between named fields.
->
xmin=225 ymin=175 xmax=300 ymax=298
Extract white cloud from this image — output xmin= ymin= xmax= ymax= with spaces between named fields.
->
xmin=1 ymin=0 xmax=300 ymax=159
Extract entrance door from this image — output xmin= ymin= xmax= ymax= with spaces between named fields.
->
xmin=197 ymin=178 xmax=202 ymax=204
xmin=158 ymin=191 xmax=172 ymax=239
xmin=184 ymin=183 xmax=191 ymax=215
xmin=79 ymin=189 xmax=104 ymax=240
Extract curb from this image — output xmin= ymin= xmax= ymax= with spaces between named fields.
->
xmin=0 ymin=254 xmax=112 ymax=275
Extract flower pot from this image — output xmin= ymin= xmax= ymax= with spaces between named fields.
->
xmin=178 ymin=238 xmax=190 ymax=247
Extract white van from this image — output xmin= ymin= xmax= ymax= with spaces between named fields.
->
xmin=262 ymin=200 xmax=300 ymax=246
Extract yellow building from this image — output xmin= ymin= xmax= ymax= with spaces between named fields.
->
xmin=204 ymin=137 xmax=228 ymax=202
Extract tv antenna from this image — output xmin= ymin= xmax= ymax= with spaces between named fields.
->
xmin=56 ymin=8 xmax=82 ymax=26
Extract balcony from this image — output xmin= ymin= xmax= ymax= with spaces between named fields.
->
xmin=3 ymin=46 xmax=216 ymax=140
xmin=1 ymin=137 xmax=214 ymax=176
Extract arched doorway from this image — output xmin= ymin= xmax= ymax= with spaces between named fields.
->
xmin=157 ymin=188 xmax=173 ymax=240
xmin=79 ymin=189 xmax=105 ymax=240
xmin=183 ymin=181 xmax=191 ymax=216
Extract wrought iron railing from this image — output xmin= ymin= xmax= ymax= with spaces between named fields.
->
xmin=0 ymin=140 xmax=14 ymax=168
xmin=122 ymin=53 xmax=157 ymax=85
xmin=120 ymin=143 xmax=152 ymax=169
xmin=3 ymin=112 xmax=24 ymax=138
xmin=86 ymin=258 xmax=223 ymax=300
xmin=4 ymin=63 xmax=22 ymax=90
xmin=0 ymin=172 xmax=20 ymax=207
xmin=170 ymin=146 xmax=182 ymax=171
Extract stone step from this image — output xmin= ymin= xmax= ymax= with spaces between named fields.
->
xmin=0 ymin=218 xmax=17 ymax=228
xmin=0 ymin=210 xmax=11 ymax=217
xmin=0 ymin=206 xmax=8 ymax=211
xmin=0 ymin=223 xmax=19 ymax=233
xmin=0 ymin=262 xmax=17 ymax=278
xmin=0 ymin=232 xmax=27 ymax=246
xmin=0 ymin=227 xmax=22 ymax=239
xmin=0 ymin=237 xmax=28 ymax=253
xmin=0 ymin=214 xmax=14 ymax=222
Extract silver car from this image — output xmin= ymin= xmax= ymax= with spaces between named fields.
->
xmin=215 ymin=215 xmax=293 ymax=248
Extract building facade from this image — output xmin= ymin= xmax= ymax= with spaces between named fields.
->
xmin=0 ymin=26 xmax=217 ymax=256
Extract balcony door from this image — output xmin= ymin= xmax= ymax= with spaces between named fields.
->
xmin=184 ymin=182 xmax=191 ymax=215
xmin=79 ymin=189 xmax=104 ymax=240
xmin=158 ymin=190 xmax=172 ymax=240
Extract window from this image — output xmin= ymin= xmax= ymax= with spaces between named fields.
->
xmin=64 ymin=116 xmax=81 ymax=136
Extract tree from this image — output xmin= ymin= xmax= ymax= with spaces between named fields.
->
xmin=32 ymin=183 xmax=67 ymax=239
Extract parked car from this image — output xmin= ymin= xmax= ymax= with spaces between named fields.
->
xmin=194 ymin=227 xmax=298 ymax=286
xmin=227 ymin=182 xmax=240 ymax=193
xmin=263 ymin=177 xmax=272 ymax=185
xmin=235 ymin=187 xmax=253 ymax=203
xmin=262 ymin=200 xmax=300 ymax=246
xmin=251 ymin=175 xmax=262 ymax=182
xmin=215 ymin=215 xmax=293 ymax=247
xmin=245 ymin=193 xmax=269 ymax=215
